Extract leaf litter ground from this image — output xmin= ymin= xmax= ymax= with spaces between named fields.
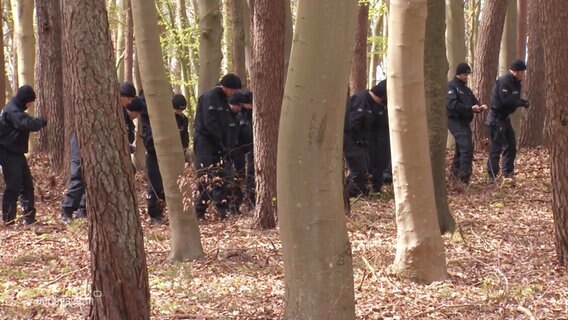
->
xmin=0 ymin=148 xmax=566 ymax=319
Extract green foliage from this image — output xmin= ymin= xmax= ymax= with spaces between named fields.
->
xmin=367 ymin=35 xmax=388 ymax=58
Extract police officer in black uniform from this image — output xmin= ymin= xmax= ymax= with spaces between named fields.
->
xmin=0 ymin=85 xmax=47 ymax=226
xmin=140 ymin=93 xmax=189 ymax=224
xmin=343 ymin=82 xmax=385 ymax=197
xmin=447 ymin=63 xmax=486 ymax=184
xmin=194 ymin=74 xmax=242 ymax=220
xmin=367 ymin=80 xmax=389 ymax=193
xmin=486 ymin=60 xmax=529 ymax=181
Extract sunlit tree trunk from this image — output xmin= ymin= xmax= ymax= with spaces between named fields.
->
xmin=197 ymin=0 xmax=222 ymax=95
xmin=132 ymin=0 xmax=204 ymax=261
xmin=388 ymin=0 xmax=448 ymax=283
xmin=123 ymin=0 xmax=134 ymax=82
xmin=471 ymin=0 xmax=507 ymax=151
xmin=368 ymin=6 xmax=384 ymax=87
xmin=230 ymin=0 xmax=246 ymax=83
xmin=115 ymin=0 xmax=125 ymax=82
xmin=34 ymin=0 xmax=65 ymax=172
xmin=278 ymin=1 xmax=357 ymax=317
xmin=0 ymin=9 xmax=6 ymax=105
xmin=499 ymin=0 xmax=519 ymax=138
xmin=542 ymin=0 xmax=568 ymax=267
xmin=517 ymin=0 xmax=527 ymax=60
xmin=349 ymin=1 xmax=368 ymax=94
xmin=62 ymin=0 xmax=150 ymax=318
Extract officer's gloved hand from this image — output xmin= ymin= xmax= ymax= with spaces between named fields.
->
xmin=521 ymin=99 xmax=530 ymax=108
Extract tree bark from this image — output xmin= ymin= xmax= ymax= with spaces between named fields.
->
xmin=425 ymin=0 xmax=454 ymax=235
xmin=230 ymin=0 xmax=247 ymax=83
xmin=12 ymin=0 xmax=36 ymax=152
xmin=244 ymin=0 xmax=253 ymax=86
xmin=278 ymin=1 xmax=357 ymax=318
xmin=388 ymin=0 xmax=448 ymax=283
xmin=283 ymin=0 xmax=293 ymax=76
xmin=0 ymin=8 xmax=6 ymax=105
xmin=222 ymin=0 xmax=232 ymax=73
xmin=123 ymin=0 xmax=134 ymax=83
xmin=62 ymin=0 xmax=150 ymax=318
xmin=445 ymin=0 xmax=467 ymax=149
xmin=517 ymin=0 xmax=527 ymax=60
xmin=34 ymin=0 xmax=65 ymax=172
xmin=499 ymin=0 xmax=519 ymax=138
xmin=197 ymin=0 xmax=222 ymax=95
xmin=542 ymin=0 xmax=568 ymax=267
xmin=115 ymin=0 xmax=125 ymax=82
xmin=132 ymin=0 xmax=204 ymax=262
xmin=368 ymin=5 xmax=384 ymax=87
xmin=518 ymin=0 xmax=545 ymax=148
xmin=349 ymin=2 xmax=368 ymax=94
xmin=471 ymin=0 xmax=507 ymax=151
xmin=251 ymin=0 xmax=285 ymax=230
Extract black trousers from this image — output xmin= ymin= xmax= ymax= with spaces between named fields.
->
xmin=146 ymin=151 xmax=165 ymax=219
xmin=62 ymin=136 xmax=86 ymax=213
xmin=344 ymin=137 xmax=369 ymax=197
xmin=368 ymin=138 xmax=389 ymax=192
xmin=487 ymin=118 xmax=516 ymax=180
xmin=244 ymin=150 xmax=255 ymax=206
xmin=194 ymin=134 xmax=229 ymax=217
xmin=448 ymin=118 xmax=474 ymax=183
xmin=0 ymin=150 xmax=35 ymax=223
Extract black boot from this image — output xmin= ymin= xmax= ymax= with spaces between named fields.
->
xmin=23 ymin=209 xmax=37 ymax=226
xmin=61 ymin=207 xmax=74 ymax=224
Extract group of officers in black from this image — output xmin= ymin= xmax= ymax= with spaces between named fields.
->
xmin=0 ymin=60 xmax=528 ymax=226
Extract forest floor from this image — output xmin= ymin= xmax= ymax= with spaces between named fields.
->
xmin=0 ymin=147 xmax=566 ymax=320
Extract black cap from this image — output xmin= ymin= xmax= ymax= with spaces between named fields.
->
xmin=119 ymin=82 xmax=137 ymax=98
xmin=172 ymin=94 xmax=187 ymax=110
xmin=220 ymin=73 xmax=242 ymax=89
xmin=510 ymin=60 xmax=527 ymax=71
xmin=15 ymin=85 xmax=37 ymax=104
xmin=455 ymin=62 xmax=472 ymax=75
xmin=370 ymin=80 xmax=387 ymax=98
xmin=125 ymin=97 xmax=144 ymax=113
xmin=228 ymin=92 xmax=245 ymax=105
xmin=241 ymin=90 xmax=253 ymax=104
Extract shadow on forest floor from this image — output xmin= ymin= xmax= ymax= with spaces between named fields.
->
xmin=0 ymin=147 xmax=566 ymax=319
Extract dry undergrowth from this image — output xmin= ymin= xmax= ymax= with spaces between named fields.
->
xmin=0 ymin=148 xmax=566 ymax=319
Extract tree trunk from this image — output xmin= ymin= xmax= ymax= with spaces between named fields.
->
xmin=230 ymin=0 xmax=247 ymax=83
xmin=445 ymin=0 xmax=467 ymax=149
xmin=518 ymin=0 xmax=545 ymax=148
xmin=123 ymin=0 xmax=134 ymax=83
xmin=542 ymin=0 xmax=568 ymax=267
xmin=0 ymin=10 xmax=6 ymax=105
xmin=425 ymin=0 xmax=454 ymax=235
xmin=197 ymin=0 xmax=222 ymax=95
xmin=499 ymin=0 xmax=519 ymax=138
xmin=222 ymin=0 xmax=232 ymax=73
xmin=283 ymin=0 xmax=292 ymax=76
xmin=62 ymin=1 xmax=150 ymax=318
xmin=368 ymin=5 xmax=384 ymax=87
xmin=34 ymin=0 xmax=65 ymax=172
xmin=244 ymin=0 xmax=253 ymax=86
xmin=348 ymin=2 xmax=368 ymax=94
xmin=5 ymin=0 xmax=18 ymax=96
xmin=251 ymin=0 xmax=285 ymax=230
xmin=466 ymin=0 xmax=481 ymax=67
xmin=278 ymin=1 xmax=357 ymax=318
xmin=517 ymin=0 xmax=527 ymax=60
xmin=132 ymin=0 xmax=204 ymax=261
xmin=12 ymin=0 xmax=36 ymax=152
xmin=115 ymin=0 xmax=125 ymax=82
xmin=388 ymin=0 xmax=448 ymax=283
xmin=471 ymin=0 xmax=507 ymax=151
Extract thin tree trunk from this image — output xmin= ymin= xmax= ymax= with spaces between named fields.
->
xmin=12 ymin=0 xmax=36 ymax=152
xmin=251 ymin=0 xmax=285 ymax=230
xmin=115 ymin=0 xmax=125 ymax=82
xmin=388 ymin=0 xmax=448 ymax=283
xmin=349 ymin=2 xmax=369 ymax=94
xmin=519 ymin=0 xmax=545 ymax=147
xmin=517 ymin=0 xmax=527 ymax=60
xmin=425 ymin=0 xmax=454 ymax=235
xmin=197 ymin=0 xmax=222 ymax=95
xmin=222 ymin=0 xmax=232 ymax=73
xmin=278 ymin=1 xmax=357 ymax=317
xmin=176 ymin=0 xmax=191 ymax=99
xmin=62 ymin=1 xmax=150 ymax=318
xmin=283 ymin=0 xmax=292 ymax=77
xmin=34 ymin=0 xmax=65 ymax=172
xmin=124 ymin=0 xmax=134 ymax=82
xmin=5 ymin=0 xmax=18 ymax=96
xmin=244 ymin=0 xmax=253 ymax=87
xmin=132 ymin=0 xmax=204 ymax=261
xmin=499 ymin=0 xmax=519 ymax=138
xmin=368 ymin=5 xmax=384 ymax=87
xmin=542 ymin=0 xmax=568 ymax=267
xmin=445 ymin=0 xmax=467 ymax=149
xmin=0 ymin=10 xmax=6 ymax=105
xmin=230 ymin=0 xmax=247 ymax=82
xmin=471 ymin=0 xmax=508 ymax=151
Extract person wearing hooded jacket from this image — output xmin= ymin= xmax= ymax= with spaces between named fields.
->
xmin=486 ymin=60 xmax=529 ymax=181
xmin=193 ymin=73 xmax=242 ymax=220
xmin=140 ymin=93 xmax=189 ymax=224
xmin=367 ymin=80 xmax=389 ymax=193
xmin=0 ymin=85 xmax=47 ymax=226
xmin=447 ymin=63 xmax=486 ymax=184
